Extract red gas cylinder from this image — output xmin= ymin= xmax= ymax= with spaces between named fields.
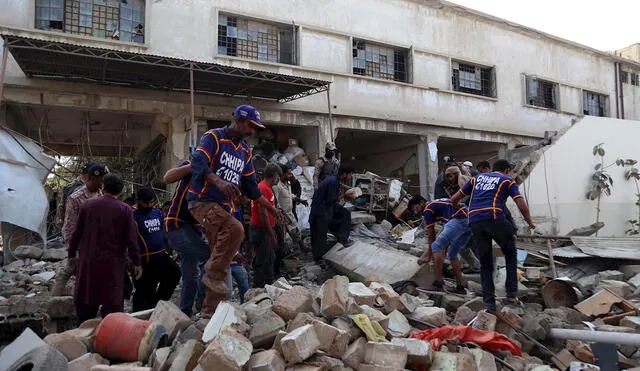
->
xmin=93 ymin=312 xmax=167 ymax=363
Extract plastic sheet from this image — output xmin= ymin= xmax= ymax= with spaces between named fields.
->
xmin=410 ymin=325 xmax=523 ymax=357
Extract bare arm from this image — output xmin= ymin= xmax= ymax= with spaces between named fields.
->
xmin=514 ymin=198 xmax=535 ymax=229
xmin=163 ymin=164 xmax=191 ymax=184
xmin=449 ymin=190 xmax=464 ymax=206
xmin=255 ymin=195 xmax=279 ymax=218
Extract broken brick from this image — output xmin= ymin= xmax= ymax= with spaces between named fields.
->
xmin=43 ymin=332 xmax=88 ymax=361
xmin=167 ymin=339 xmax=205 ymax=371
xmin=472 ymin=310 xmax=497 ymax=332
xmin=149 ymin=300 xmax=192 ymax=342
xmin=280 ymin=324 xmax=321 ymax=364
xmin=249 ymin=310 xmax=286 ymax=348
xmin=369 ymin=282 xmax=402 ymax=314
xmin=312 ymin=321 xmax=350 ymax=358
xmin=363 ymin=341 xmax=407 ymax=369
xmin=68 ymin=353 xmax=109 ymax=371
xmin=198 ymin=327 xmax=252 ymax=371
xmin=409 ymin=307 xmax=447 ymax=327
xmin=331 ymin=317 xmax=363 ymax=343
xmin=247 ymin=349 xmax=285 ymax=371
xmin=273 ymin=286 xmax=314 ymax=321
xmin=386 ymin=310 xmax=411 ymax=338
xmin=341 ymin=337 xmax=366 ymax=369
xmin=398 ymin=293 xmax=420 ymax=314
xmin=391 ymin=338 xmax=432 ymax=364
xmin=348 ymin=282 xmax=377 ymax=306
xmin=321 ymin=276 xmax=350 ymax=317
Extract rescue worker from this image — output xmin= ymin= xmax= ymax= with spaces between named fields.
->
xmin=132 ymin=187 xmax=181 ymax=311
xmin=69 ymin=174 xmax=142 ymax=323
xmin=187 ymin=104 xmax=280 ymax=318
xmin=313 ymin=142 xmax=340 ymax=189
xmin=309 ymin=164 xmax=355 ymax=265
xmin=163 ymin=161 xmax=210 ymax=316
xmin=56 ymin=162 xmax=94 ymax=228
xmin=52 ymin=163 xmax=107 ymax=296
xmin=450 ymin=160 xmax=535 ymax=311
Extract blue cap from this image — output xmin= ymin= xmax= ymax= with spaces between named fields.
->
xmin=232 ymin=104 xmax=265 ymax=129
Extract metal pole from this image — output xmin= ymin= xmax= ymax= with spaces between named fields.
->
xmin=0 ymin=42 xmax=9 ymax=107
xmin=189 ymin=64 xmax=195 ymax=130
xmin=549 ymin=328 xmax=640 ymax=346
xmin=326 ymin=86 xmax=334 ymax=141
xmin=546 ymin=239 xmax=557 ymax=278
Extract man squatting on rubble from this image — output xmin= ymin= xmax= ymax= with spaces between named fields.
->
xmin=409 ymin=197 xmax=469 ymax=294
xmin=68 ymin=174 xmax=143 ymax=323
xmin=313 ymin=141 xmax=340 ymax=189
xmin=53 ymin=163 xmax=108 ymax=296
xmin=163 ymin=161 xmax=210 ymax=316
xmin=131 ymin=187 xmax=181 ymax=312
xmin=450 ymin=159 xmax=536 ymax=311
xmin=309 ymin=164 xmax=355 ymax=265
xmin=187 ymin=104 xmax=280 ymax=318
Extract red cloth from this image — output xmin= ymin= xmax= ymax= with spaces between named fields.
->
xmin=250 ymin=181 xmax=275 ymax=227
xmin=410 ymin=325 xmax=523 ymax=357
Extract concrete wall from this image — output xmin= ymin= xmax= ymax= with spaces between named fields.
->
xmin=517 ymin=116 xmax=640 ymax=237
xmin=0 ymin=0 xmax=635 ymax=141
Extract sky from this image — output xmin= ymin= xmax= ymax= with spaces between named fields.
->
xmin=446 ymin=0 xmax=640 ymax=51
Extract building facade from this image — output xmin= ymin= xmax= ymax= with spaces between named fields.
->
xmin=1 ymin=0 xmax=639 ymax=197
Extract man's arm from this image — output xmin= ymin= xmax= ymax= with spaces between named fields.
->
xmin=313 ymin=159 xmax=323 ymax=189
xmin=514 ymin=198 xmax=535 ymax=229
xmin=450 ymin=178 xmax=474 ymax=206
xmin=62 ymin=196 xmax=80 ymax=244
xmin=163 ymin=164 xmax=191 ymax=184
xmin=259 ymin=205 xmax=277 ymax=246
xmin=68 ymin=204 xmax=86 ymax=259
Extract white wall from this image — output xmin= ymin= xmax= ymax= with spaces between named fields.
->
xmin=0 ymin=0 xmax=631 ymax=139
xmin=519 ymin=116 xmax=640 ymax=237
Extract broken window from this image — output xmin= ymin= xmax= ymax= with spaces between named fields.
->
xmin=632 ymin=73 xmax=640 ymax=87
xmin=451 ymin=61 xmax=496 ymax=98
xmin=35 ymin=0 xmax=145 ymax=43
xmin=525 ymin=76 xmax=558 ymax=110
xmin=583 ymin=91 xmax=609 ymax=117
xmin=218 ymin=14 xmax=297 ymax=65
xmin=352 ymin=39 xmax=409 ymax=83
xmin=621 ymin=71 xmax=629 ymax=84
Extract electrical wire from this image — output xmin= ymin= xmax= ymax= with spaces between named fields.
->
xmin=542 ymin=150 xmax=555 ymax=231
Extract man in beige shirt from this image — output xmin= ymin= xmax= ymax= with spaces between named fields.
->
xmin=274 ymin=164 xmax=308 ymax=250
xmin=313 ymin=142 xmax=340 ymax=189
xmin=52 ymin=164 xmax=107 ymax=296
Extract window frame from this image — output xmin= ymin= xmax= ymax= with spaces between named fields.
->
xmin=216 ymin=12 xmax=299 ymax=66
xmin=524 ymin=75 xmax=559 ymax=110
xmin=582 ymin=90 xmax=609 ymax=117
xmin=351 ymin=38 xmax=411 ymax=83
xmin=450 ymin=59 xmax=497 ymax=98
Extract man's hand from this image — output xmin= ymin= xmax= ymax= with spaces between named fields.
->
xmin=210 ymin=176 xmax=241 ymax=201
xmin=417 ymin=247 xmax=433 ymax=265
xmin=134 ymin=266 xmax=143 ymax=280
xmin=527 ymin=221 xmax=536 ymax=230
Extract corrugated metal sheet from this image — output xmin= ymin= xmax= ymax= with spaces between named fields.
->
xmin=540 ymin=245 xmax=593 ymax=259
xmin=571 ymin=237 xmax=640 ymax=261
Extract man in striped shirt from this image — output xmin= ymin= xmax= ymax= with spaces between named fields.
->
xmin=451 ymin=160 xmax=535 ymax=311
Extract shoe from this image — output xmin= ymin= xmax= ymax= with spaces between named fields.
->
xmin=451 ymin=285 xmax=467 ymax=295
xmin=340 ymin=239 xmax=355 ymax=247
xmin=201 ymin=275 xmax=228 ymax=295
xmin=502 ymin=297 xmax=523 ymax=307
xmin=422 ymin=281 xmax=444 ymax=292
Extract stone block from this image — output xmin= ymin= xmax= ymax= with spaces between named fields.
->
xmin=321 ymin=276 xmax=350 ymax=317
xmin=149 ymin=347 xmax=171 ymax=370
xmin=45 ymin=296 xmax=75 ymax=319
xmin=91 ymin=366 xmax=150 ymax=371
xmin=391 ymin=338 xmax=432 ymax=364
xmin=442 ymin=295 xmax=467 ymax=313
xmin=341 ymin=337 xmax=366 ymax=369
xmin=312 ymin=321 xmax=350 ymax=358
xmin=273 ymin=286 xmax=314 ymax=321
xmin=69 ymin=353 xmax=110 ymax=371
xmin=248 ymin=349 xmax=286 ymax=371
xmin=13 ymin=245 xmax=44 ymax=259
xmin=399 ymin=293 xmax=419 ymax=314
xmin=621 ymin=265 xmax=640 ymax=280
xmin=462 ymin=298 xmax=484 ymax=312
xmin=266 ymin=285 xmax=288 ymax=300
xmin=495 ymin=311 xmax=521 ymax=338
xmin=284 ymin=366 xmax=326 ymax=371
xmin=386 ymin=310 xmax=411 ymax=338
xmin=287 ymin=312 xmax=325 ymax=332
xmin=363 ymin=342 xmax=407 ymax=368
xmin=369 ymin=282 xmax=401 ymax=314
xmin=331 ymin=317 xmax=363 ymax=343
xmin=629 ymin=273 xmax=640 ymax=288
xmin=198 ymin=327 xmax=252 ymax=371
xmin=576 ymin=274 xmax=598 ymax=293
xmin=150 ymin=300 xmax=192 ymax=342
xmin=42 ymin=248 xmax=67 ymax=261
xmin=595 ymin=325 xmax=636 ymax=333
xmin=44 ymin=332 xmax=88 ymax=361
xmin=409 ymin=307 xmax=447 ymax=327
xmin=271 ymin=331 xmax=287 ymax=355
xmin=358 ymin=305 xmax=389 ymax=330
xmin=167 ymin=339 xmax=206 ymax=371
xmin=281 ymin=324 xmax=321 ymax=364
xmin=454 ymin=306 xmax=476 ymax=326
xmin=596 ymin=280 xmax=633 ymax=298
xmin=0 ymin=328 xmax=46 ymax=371
xmin=175 ymin=324 xmax=204 ymax=345
xmin=470 ymin=348 xmax=496 ymax=371
xmin=357 ymin=364 xmax=398 ymax=370
xmin=348 ymin=283 xmax=377 ymax=306
xmin=620 ymin=316 xmax=640 ymax=330
xmin=471 ymin=311 xmax=497 ymax=332
xmin=308 ymin=353 xmax=345 ymax=368
xmin=542 ymin=307 xmax=584 ymax=325
xmin=273 ymin=277 xmax=293 ymax=291
xmin=431 ymin=352 xmax=478 ymax=371
xmin=32 ymin=271 xmax=56 ymax=282
xmin=598 ymin=270 xmax=624 ymax=282
xmin=249 ymin=310 xmax=286 ymax=348
xmin=503 ymin=356 xmax=527 ymax=371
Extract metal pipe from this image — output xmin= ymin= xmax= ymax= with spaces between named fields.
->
xmin=549 ymin=328 xmax=640 ymax=346
xmin=516 ymin=235 xmax=572 ymax=240
xmin=0 ymin=42 xmax=9 ymax=106
xmin=326 ymin=85 xmax=334 ymax=141
xmin=619 ymin=63 xmax=625 ymax=120
xmin=189 ymin=64 xmax=195 ymax=131
xmin=615 ymin=62 xmax=620 ymax=119
xmin=546 ymin=239 xmax=557 ymax=278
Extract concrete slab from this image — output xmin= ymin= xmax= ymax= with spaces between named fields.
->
xmin=0 ymin=328 xmax=46 ymax=370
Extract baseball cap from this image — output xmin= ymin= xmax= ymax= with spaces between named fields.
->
xmin=463 ymin=161 xmax=473 ymax=167
xmin=87 ymin=163 xmax=109 ymax=177
xmin=232 ymin=104 xmax=265 ymax=129
xmin=81 ymin=162 xmax=96 ymax=174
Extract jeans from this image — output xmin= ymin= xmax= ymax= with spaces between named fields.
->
xmin=132 ymin=252 xmax=181 ymax=312
xmin=226 ymin=264 xmax=250 ymax=303
xmin=470 ymin=219 xmax=518 ymax=310
xmin=167 ymin=224 xmax=210 ymax=316
xmin=431 ymin=218 xmax=473 ymax=259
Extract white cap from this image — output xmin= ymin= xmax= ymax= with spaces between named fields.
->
xmin=463 ymin=161 xmax=473 ymax=167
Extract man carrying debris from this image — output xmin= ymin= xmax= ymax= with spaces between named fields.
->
xmin=163 ymin=161 xmax=210 ymax=316
xmin=313 ymin=142 xmax=340 ymax=189
xmin=52 ymin=163 xmax=107 ymax=296
xmin=69 ymin=174 xmax=142 ymax=323
xmin=451 ymin=159 xmax=535 ymax=311
xmin=310 ymin=164 xmax=355 ymax=265
xmin=132 ymin=187 xmax=181 ymax=311
xmin=410 ymin=197 xmax=469 ymax=293
xmin=188 ymin=104 xmax=280 ymax=317
xmin=274 ymin=164 xmax=308 ymax=251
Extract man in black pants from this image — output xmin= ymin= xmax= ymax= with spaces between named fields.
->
xmin=309 ymin=164 xmax=354 ymax=264
xmin=450 ymin=160 xmax=535 ymax=311
xmin=132 ymin=187 xmax=181 ymax=311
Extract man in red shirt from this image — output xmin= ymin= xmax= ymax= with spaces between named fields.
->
xmin=250 ymin=164 xmax=283 ymax=287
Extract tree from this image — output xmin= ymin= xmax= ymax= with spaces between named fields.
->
xmin=586 ymin=144 xmax=614 ymax=233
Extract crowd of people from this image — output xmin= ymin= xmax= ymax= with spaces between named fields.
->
xmin=55 ymin=103 xmax=532 ymax=321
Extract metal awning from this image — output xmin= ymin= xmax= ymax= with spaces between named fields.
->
xmin=1 ymin=34 xmax=330 ymax=103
